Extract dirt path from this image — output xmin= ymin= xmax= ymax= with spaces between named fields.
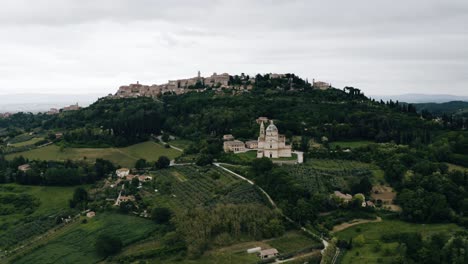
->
xmin=332 ymin=217 xmax=382 ymax=233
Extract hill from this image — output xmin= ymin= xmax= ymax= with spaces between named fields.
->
xmin=370 ymin=93 xmax=468 ymax=103
xmin=414 ymin=100 xmax=468 ymax=117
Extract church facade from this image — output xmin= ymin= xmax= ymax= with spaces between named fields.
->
xmin=257 ymin=120 xmax=292 ymax=158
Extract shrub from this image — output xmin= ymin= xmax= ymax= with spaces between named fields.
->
xmin=95 ymin=234 xmax=122 ymax=256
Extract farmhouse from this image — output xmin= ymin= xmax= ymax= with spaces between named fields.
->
xmin=223 ymin=140 xmax=246 ymax=153
xmin=116 ymin=168 xmax=130 ymax=178
xmin=257 ymin=120 xmax=292 ymax=158
xmin=333 ymin=191 xmax=353 ymax=203
xmin=245 ymin=140 xmax=258 ymax=149
xmin=258 ymin=248 xmax=279 ymax=259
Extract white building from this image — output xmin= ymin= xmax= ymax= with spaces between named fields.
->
xmin=257 ymin=120 xmax=292 ymax=158
xmin=116 ymin=168 xmax=130 ymax=178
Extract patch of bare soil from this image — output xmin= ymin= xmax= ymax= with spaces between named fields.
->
xmin=332 ymin=217 xmax=382 ymax=233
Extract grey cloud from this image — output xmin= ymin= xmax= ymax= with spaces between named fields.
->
xmin=0 ymin=0 xmax=467 ymax=96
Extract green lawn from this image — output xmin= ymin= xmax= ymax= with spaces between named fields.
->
xmin=329 ymin=140 xmax=374 ymax=149
xmin=6 ymin=141 xmax=181 ymax=167
xmin=336 ymin=219 xmax=464 ymax=264
xmin=168 ymin=139 xmax=192 ymax=150
xmin=13 ymin=213 xmax=159 ymax=264
xmin=267 ymin=231 xmax=322 ymax=254
xmin=9 ymin=137 xmax=44 ymax=147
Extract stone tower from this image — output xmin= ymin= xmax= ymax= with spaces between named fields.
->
xmin=259 ymin=121 xmax=265 ymax=139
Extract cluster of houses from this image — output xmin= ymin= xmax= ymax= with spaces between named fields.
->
xmin=112 ymin=72 xmax=332 ymax=99
xmin=332 ymin=190 xmax=375 ymax=207
xmin=46 ymin=103 xmax=82 ymax=115
xmin=112 ymin=72 xmax=255 ymax=99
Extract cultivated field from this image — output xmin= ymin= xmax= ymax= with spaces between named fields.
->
xmin=286 ymin=159 xmax=384 ymax=195
xmin=0 ymin=184 xmax=80 ymax=251
xmin=336 ymin=220 xmax=464 ymax=264
xmin=12 ymin=213 xmax=158 ymax=264
xmin=146 ymin=165 xmax=266 ymax=212
xmin=6 ymin=141 xmax=181 ymax=167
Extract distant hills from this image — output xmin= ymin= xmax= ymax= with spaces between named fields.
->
xmin=0 ymin=93 xmax=103 ymax=113
xmin=370 ymin=93 xmax=468 ymax=103
xmin=413 ymin=101 xmax=468 ymax=117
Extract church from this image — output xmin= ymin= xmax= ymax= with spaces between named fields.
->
xmin=257 ymin=120 xmax=292 ymax=158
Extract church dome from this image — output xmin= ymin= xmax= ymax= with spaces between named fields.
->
xmin=266 ymin=123 xmax=278 ymax=132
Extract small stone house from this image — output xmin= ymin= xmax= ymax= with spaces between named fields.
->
xmin=245 ymin=140 xmax=258 ymax=149
xmin=116 ymin=168 xmax=130 ymax=178
xmin=258 ymin=248 xmax=279 ymax=259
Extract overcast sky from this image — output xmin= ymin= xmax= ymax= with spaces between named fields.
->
xmin=0 ymin=0 xmax=467 ymax=97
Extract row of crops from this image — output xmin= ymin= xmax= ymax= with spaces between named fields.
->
xmin=287 ymin=164 xmax=373 ymax=194
xmin=0 ymin=215 xmax=57 ymax=250
xmin=153 ymin=165 xmax=267 ymax=209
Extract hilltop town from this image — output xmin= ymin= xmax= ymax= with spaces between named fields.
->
xmin=111 ymin=72 xmax=332 ymax=99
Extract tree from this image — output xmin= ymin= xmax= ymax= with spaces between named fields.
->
xmin=69 ymin=187 xmax=88 ymax=210
xmin=196 ymin=154 xmax=213 ymax=166
xmin=251 ymin=157 xmax=273 ymax=176
xmin=151 ymin=207 xmax=172 ymax=224
xmin=351 ymin=177 xmax=372 ymax=195
xmin=95 ymin=234 xmax=122 ymax=256
xmin=354 ymin=234 xmax=366 ymax=247
xmin=135 ymin=159 xmax=147 ymax=169
xmin=155 ymin=156 xmax=170 ymax=169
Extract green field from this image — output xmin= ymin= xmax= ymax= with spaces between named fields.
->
xmin=12 ymin=213 xmax=159 ymax=264
xmin=329 ymin=140 xmax=374 ymax=149
xmin=6 ymin=141 xmax=181 ymax=167
xmin=9 ymin=137 xmax=44 ymax=147
xmin=336 ymin=219 xmax=464 ymax=264
xmin=306 ymin=159 xmax=385 ymax=183
xmin=267 ymin=231 xmax=322 ymax=254
xmin=168 ymin=139 xmax=192 ymax=150
xmin=0 ymin=184 xmax=76 ymax=227
xmin=146 ymin=165 xmax=266 ymax=212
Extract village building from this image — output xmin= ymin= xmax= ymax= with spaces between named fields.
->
xmin=223 ymin=134 xmax=235 ymax=141
xmin=61 ymin=103 xmax=81 ymax=112
xmin=258 ymin=248 xmax=279 ymax=259
xmin=312 ymin=79 xmax=331 ymax=90
xmin=116 ymin=168 xmax=130 ymax=178
xmin=223 ymin=140 xmax=246 ymax=153
xmin=256 ymin=117 xmax=269 ymax=124
xmin=47 ymin=108 xmax=59 ymax=115
xmin=245 ymin=140 xmax=258 ymax=149
xmin=257 ymin=120 xmax=292 ymax=158
xmin=18 ymin=164 xmax=31 ymax=172
xmin=333 ymin=191 xmax=353 ymax=203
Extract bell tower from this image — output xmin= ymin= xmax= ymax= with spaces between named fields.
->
xmin=259 ymin=121 xmax=265 ymax=139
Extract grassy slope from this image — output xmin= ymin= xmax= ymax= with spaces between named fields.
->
xmin=6 ymin=141 xmax=181 ymax=167
xmin=0 ymin=184 xmax=77 ymax=233
xmin=336 ymin=220 xmax=463 ymax=264
xmin=14 ymin=213 xmax=158 ymax=264
xmin=9 ymin=137 xmax=44 ymax=147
